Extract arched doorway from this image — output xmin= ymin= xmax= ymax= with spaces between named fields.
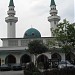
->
xmin=37 ymin=55 xmax=48 ymax=69
xmin=51 ymin=53 xmax=61 ymax=68
xmin=20 ymin=54 xmax=31 ymax=64
xmin=66 ymin=52 xmax=75 ymax=64
xmin=51 ymin=53 xmax=61 ymax=61
xmin=5 ymin=54 xmax=16 ymax=64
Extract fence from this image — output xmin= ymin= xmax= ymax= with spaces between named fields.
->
xmin=44 ymin=68 xmax=75 ymax=75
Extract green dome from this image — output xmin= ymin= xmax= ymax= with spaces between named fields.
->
xmin=24 ymin=28 xmax=41 ymax=38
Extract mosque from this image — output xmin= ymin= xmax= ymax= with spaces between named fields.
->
xmin=0 ymin=0 xmax=75 ymax=67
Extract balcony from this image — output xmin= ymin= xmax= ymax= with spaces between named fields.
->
xmin=5 ymin=17 xmax=18 ymax=23
xmin=7 ymin=10 xmax=15 ymax=15
xmin=50 ymin=10 xmax=58 ymax=14
xmin=48 ymin=16 xmax=60 ymax=21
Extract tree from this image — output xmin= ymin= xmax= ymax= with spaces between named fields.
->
xmin=46 ymin=38 xmax=57 ymax=49
xmin=52 ymin=19 xmax=75 ymax=53
xmin=28 ymin=40 xmax=48 ymax=66
xmin=24 ymin=62 xmax=41 ymax=75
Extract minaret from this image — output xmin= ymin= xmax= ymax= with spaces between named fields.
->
xmin=5 ymin=0 xmax=18 ymax=38
xmin=48 ymin=0 xmax=60 ymax=37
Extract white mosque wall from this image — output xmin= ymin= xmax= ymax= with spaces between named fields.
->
xmin=0 ymin=37 xmax=67 ymax=66
xmin=0 ymin=47 xmax=28 ymax=51
xmin=59 ymin=53 xmax=65 ymax=61
xmin=7 ymin=22 xmax=16 ymax=38
xmin=0 ymin=54 xmax=6 ymax=65
xmin=2 ymin=40 xmax=8 ymax=47
xmin=14 ymin=53 xmax=21 ymax=64
xmin=1 ymin=37 xmax=53 ymax=47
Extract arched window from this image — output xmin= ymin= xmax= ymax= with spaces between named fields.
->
xmin=20 ymin=54 xmax=31 ymax=64
xmin=5 ymin=54 xmax=16 ymax=64
xmin=51 ymin=53 xmax=61 ymax=68
xmin=37 ymin=55 xmax=49 ymax=69
xmin=51 ymin=53 xmax=61 ymax=61
xmin=66 ymin=52 xmax=75 ymax=64
xmin=37 ymin=55 xmax=48 ymax=63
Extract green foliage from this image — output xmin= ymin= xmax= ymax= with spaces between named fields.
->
xmin=26 ymin=62 xmax=40 ymax=72
xmin=24 ymin=62 xmax=41 ymax=75
xmin=24 ymin=70 xmax=32 ymax=75
xmin=37 ymin=62 xmax=44 ymax=69
xmin=37 ymin=62 xmax=49 ymax=69
xmin=24 ymin=70 xmax=41 ymax=75
xmin=43 ymin=68 xmax=75 ymax=75
xmin=53 ymin=19 xmax=75 ymax=53
xmin=32 ymin=72 xmax=41 ymax=75
xmin=28 ymin=40 xmax=48 ymax=54
xmin=46 ymin=39 xmax=57 ymax=49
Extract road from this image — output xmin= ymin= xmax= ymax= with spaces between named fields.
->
xmin=0 ymin=71 xmax=24 ymax=75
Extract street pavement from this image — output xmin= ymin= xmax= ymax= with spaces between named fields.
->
xmin=0 ymin=71 xmax=24 ymax=75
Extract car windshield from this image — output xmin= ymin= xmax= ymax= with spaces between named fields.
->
xmin=1 ymin=64 xmax=8 ymax=67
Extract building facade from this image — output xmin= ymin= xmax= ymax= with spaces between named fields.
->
xmin=0 ymin=0 xmax=75 ymax=67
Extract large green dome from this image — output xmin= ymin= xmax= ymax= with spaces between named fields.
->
xmin=24 ymin=28 xmax=41 ymax=38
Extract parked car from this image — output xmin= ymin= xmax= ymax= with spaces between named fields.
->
xmin=0 ymin=64 xmax=11 ymax=71
xmin=58 ymin=61 xmax=75 ymax=69
xmin=11 ymin=64 xmax=22 ymax=71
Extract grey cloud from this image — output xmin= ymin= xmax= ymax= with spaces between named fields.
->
xmin=31 ymin=5 xmax=49 ymax=16
xmin=61 ymin=2 xmax=74 ymax=22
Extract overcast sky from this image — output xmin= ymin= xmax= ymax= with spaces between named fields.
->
xmin=0 ymin=0 xmax=74 ymax=46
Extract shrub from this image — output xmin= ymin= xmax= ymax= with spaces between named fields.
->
xmin=43 ymin=68 xmax=75 ymax=75
xmin=24 ymin=70 xmax=32 ymax=75
xmin=32 ymin=72 xmax=41 ymax=75
xmin=24 ymin=62 xmax=41 ymax=75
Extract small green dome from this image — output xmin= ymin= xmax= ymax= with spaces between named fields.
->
xmin=24 ymin=28 xmax=41 ymax=38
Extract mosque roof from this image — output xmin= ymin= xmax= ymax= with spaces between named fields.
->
xmin=24 ymin=28 xmax=41 ymax=38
